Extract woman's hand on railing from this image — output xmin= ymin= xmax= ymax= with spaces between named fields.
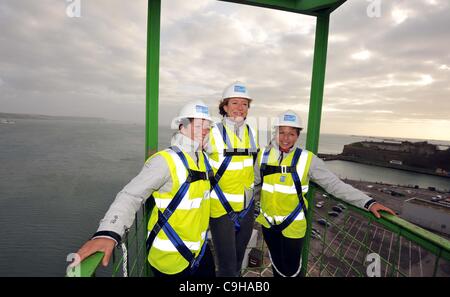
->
xmin=74 ymin=238 xmax=116 ymax=267
xmin=368 ymin=202 xmax=397 ymax=219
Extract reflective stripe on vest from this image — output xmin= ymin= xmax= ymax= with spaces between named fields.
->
xmin=150 ymin=231 xmax=207 ymax=252
xmin=262 ymin=210 xmax=305 ymax=224
xmin=261 ymin=183 xmax=309 ymax=194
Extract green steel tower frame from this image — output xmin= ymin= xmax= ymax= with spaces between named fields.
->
xmin=145 ymin=0 xmax=346 ymax=275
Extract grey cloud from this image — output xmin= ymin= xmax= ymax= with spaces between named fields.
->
xmin=0 ymin=0 xmax=449 ymax=140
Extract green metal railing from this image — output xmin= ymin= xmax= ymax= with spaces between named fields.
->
xmin=307 ymin=186 xmax=450 ymax=277
xmin=67 ymin=201 xmax=153 ymax=277
xmin=240 ymin=186 xmax=450 ymax=277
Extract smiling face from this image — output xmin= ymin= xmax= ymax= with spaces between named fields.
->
xmin=223 ymin=98 xmax=250 ymax=122
xmin=276 ymin=126 xmax=300 ymax=152
xmin=189 ymin=118 xmax=211 ymax=146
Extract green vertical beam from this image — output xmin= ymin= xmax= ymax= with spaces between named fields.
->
xmin=301 ymin=12 xmax=330 ymax=276
xmin=305 ymin=13 xmax=329 ymax=153
xmin=144 ymin=0 xmax=160 ymax=277
xmin=145 ymin=0 xmax=161 ymax=159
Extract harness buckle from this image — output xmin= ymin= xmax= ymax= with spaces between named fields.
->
xmin=229 ymin=212 xmax=239 ymax=222
xmin=186 ymin=172 xmax=193 ymax=183
xmin=281 ymin=165 xmax=287 ymax=174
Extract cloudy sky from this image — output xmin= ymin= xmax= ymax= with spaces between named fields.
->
xmin=1 ymin=0 xmax=449 ymax=141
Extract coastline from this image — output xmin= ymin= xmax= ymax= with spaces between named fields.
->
xmin=319 ymin=153 xmax=450 ymax=179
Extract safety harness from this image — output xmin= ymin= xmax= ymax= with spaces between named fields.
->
xmin=146 ymin=146 xmax=213 ymax=273
xmin=260 ymin=147 xmax=308 ymax=231
xmin=210 ymin=122 xmax=258 ymax=232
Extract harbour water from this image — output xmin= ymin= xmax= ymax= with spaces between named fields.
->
xmin=0 ymin=118 xmax=448 ymax=276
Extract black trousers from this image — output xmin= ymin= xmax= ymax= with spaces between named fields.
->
xmin=262 ymin=226 xmax=304 ymax=277
xmin=150 ymin=243 xmax=216 ymax=277
xmin=209 ymin=203 xmax=255 ymax=277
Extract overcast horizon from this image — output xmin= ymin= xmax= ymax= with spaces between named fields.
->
xmin=1 ymin=0 xmax=449 ymax=141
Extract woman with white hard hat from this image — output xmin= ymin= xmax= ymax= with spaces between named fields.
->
xmin=206 ymin=81 xmax=259 ymax=277
xmin=73 ymin=100 xmax=216 ymax=277
xmin=254 ymin=110 xmax=396 ymax=277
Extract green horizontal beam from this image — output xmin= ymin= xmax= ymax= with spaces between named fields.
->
xmin=297 ymin=0 xmax=346 ymax=11
xmin=66 ymin=252 xmax=104 ymax=277
xmin=218 ymin=0 xmax=346 ymax=16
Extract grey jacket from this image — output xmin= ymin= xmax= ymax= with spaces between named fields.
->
xmin=93 ymin=132 xmax=205 ymax=244
xmin=254 ymin=141 xmax=376 ymax=210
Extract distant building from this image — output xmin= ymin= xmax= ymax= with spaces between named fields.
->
xmin=341 ymin=140 xmax=450 ymax=176
xmin=402 ymin=198 xmax=450 ymax=236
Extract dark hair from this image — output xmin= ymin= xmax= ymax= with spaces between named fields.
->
xmin=218 ymin=98 xmax=251 ymax=117
xmin=178 ymin=118 xmax=193 ymax=130
xmin=218 ymin=99 xmax=229 ymax=117
xmin=276 ymin=126 xmax=301 ymax=136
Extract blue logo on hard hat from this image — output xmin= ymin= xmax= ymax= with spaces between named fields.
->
xmin=284 ymin=114 xmax=296 ymax=122
xmin=234 ymin=85 xmax=246 ymax=93
xmin=196 ymin=105 xmax=209 ymax=115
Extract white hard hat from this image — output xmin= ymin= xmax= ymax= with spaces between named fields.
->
xmin=170 ymin=100 xmax=212 ymax=130
xmin=222 ymin=81 xmax=252 ymax=101
xmin=273 ymin=110 xmax=303 ymax=129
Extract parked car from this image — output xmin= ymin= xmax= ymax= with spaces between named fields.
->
xmin=328 ymin=211 xmax=339 ymax=217
xmin=337 ymin=203 xmax=346 ymax=210
xmin=316 ymin=201 xmax=325 ymax=208
xmin=332 ymin=206 xmax=343 ymax=213
xmin=311 ymin=229 xmax=322 ymax=240
xmin=317 ymin=218 xmax=331 ymax=227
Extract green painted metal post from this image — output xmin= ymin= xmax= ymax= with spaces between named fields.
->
xmin=144 ymin=0 xmax=161 ymax=277
xmin=301 ymin=13 xmax=330 ymax=276
xmin=146 ymin=0 xmax=161 ymax=159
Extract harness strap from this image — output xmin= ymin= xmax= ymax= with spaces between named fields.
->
xmin=262 ymin=164 xmax=297 ymax=176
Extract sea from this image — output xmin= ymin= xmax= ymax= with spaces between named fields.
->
xmin=0 ymin=118 xmax=449 ymax=276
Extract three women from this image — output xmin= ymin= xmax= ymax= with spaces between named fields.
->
xmin=73 ymin=82 xmax=395 ymax=278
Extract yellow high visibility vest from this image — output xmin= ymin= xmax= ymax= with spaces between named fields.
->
xmin=255 ymin=147 xmax=313 ymax=239
xmin=208 ymin=123 xmax=259 ymax=218
xmin=146 ymin=148 xmax=211 ymax=274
